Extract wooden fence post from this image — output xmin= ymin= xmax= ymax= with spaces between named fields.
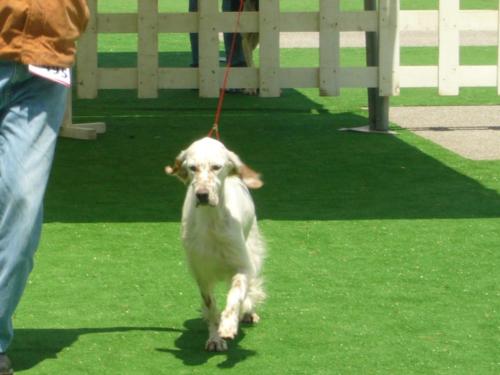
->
xmin=497 ymin=0 xmax=500 ymax=95
xmin=64 ymin=0 xmax=106 ymax=140
xmin=198 ymin=0 xmax=220 ymax=98
xmin=138 ymin=0 xmax=159 ymax=98
xmin=77 ymin=0 xmax=98 ymax=99
xmin=379 ymin=0 xmax=400 ymax=97
xmin=60 ymin=90 xmax=106 ymax=140
xmin=259 ymin=0 xmax=280 ymax=97
xmin=364 ymin=0 xmax=389 ymax=132
xmin=439 ymin=0 xmax=460 ymax=95
xmin=319 ymin=0 xmax=340 ymax=96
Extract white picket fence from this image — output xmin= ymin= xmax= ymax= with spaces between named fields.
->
xmin=65 ymin=0 xmax=500 ymax=138
xmin=400 ymin=1 xmax=500 ymax=96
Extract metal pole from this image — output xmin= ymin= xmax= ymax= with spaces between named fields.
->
xmin=364 ymin=0 xmax=390 ymax=132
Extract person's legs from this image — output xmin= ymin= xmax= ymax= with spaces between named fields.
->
xmin=190 ymin=0 xmax=246 ymax=67
xmin=0 ymin=62 xmax=68 ymax=353
xmin=222 ymin=0 xmax=247 ymax=67
xmin=189 ymin=0 xmax=199 ymax=67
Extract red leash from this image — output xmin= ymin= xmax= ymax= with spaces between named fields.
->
xmin=207 ymin=0 xmax=246 ymax=140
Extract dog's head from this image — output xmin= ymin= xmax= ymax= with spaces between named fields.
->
xmin=165 ymin=137 xmax=263 ymax=207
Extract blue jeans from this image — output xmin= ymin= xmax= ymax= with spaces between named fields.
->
xmin=0 ymin=62 xmax=68 ymax=352
xmin=189 ymin=0 xmax=246 ymax=67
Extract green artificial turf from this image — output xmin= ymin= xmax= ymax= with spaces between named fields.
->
xmin=10 ymin=86 xmax=500 ymax=374
xmin=10 ymin=89 xmax=500 ymax=375
xmin=8 ymin=2 xmax=500 ymax=374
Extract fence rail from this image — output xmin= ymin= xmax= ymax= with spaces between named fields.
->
xmin=76 ymin=0 xmax=500 ymax=100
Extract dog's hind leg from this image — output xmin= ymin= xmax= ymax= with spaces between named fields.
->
xmin=218 ymin=273 xmax=248 ymax=340
xmin=200 ymin=286 xmax=228 ymax=352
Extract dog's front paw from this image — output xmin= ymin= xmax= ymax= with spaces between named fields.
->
xmin=205 ymin=337 xmax=228 ymax=352
xmin=218 ymin=317 xmax=238 ymax=340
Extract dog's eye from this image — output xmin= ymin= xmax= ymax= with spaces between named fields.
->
xmin=189 ymin=165 xmax=198 ymax=172
xmin=212 ymin=165 xmax=222 ymax=171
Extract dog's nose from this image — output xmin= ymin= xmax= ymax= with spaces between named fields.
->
xmin=196 ymin=190 xmax=210 ymax=205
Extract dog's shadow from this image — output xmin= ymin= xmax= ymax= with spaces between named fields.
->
xmin=157 ymin=318 xmax=256 ymax=368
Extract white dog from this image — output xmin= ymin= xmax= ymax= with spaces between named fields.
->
xmin=166 ymin=137 xmax=266 ymax=352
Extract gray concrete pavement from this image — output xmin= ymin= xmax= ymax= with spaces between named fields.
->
xmin=390 ymin=106 xmax=500 ymax=160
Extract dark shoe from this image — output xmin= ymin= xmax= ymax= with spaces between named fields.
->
xmin=0 ymin=354 xmax=13 ymax=375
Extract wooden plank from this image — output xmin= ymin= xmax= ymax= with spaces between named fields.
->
xmin=460 ymin=10 xmax=499 ymax=31
xmin=77 ymin=0 xmax=98 ymax=98
xmin=280 ymin=68 xmax=317 ymax=88
xmin=400 ymin=10 xmax=438 ymax=31
xmin=158 ymin=13 xmax=198 ymax=33
xmin=438 ymin=0 xmax=460 ymax=95
xmin=218 ymin=12 xmax=259 ymax=33
xmin=279 ymin=67 xmax=377 ymax=89
xmin=99 ymin=12 xmax=260 ymax=33
xmin=365 ymin=0 xmax=378 ymax=129
xmin=365 ymin=0 xmax=389 ymax=132
xmin=98 ymin=68 xmax=137 ymax=89
xmin=98 ymin=14 xmax=138 ymax=33
xmin=459 ymin=66 xmax=498 ymax=87
xmin=400 ymin=65 xmax=499 ymax=89
xmin=378 ymin=0 xmax=400 ymax=96
xmin=222 ymin=67 xmax=259 ymax=89
xmin=158 ymin=68 xmax=199 ymax=89
xmin=399 ymin=10 xmax=498 ymax=32
xmin=96 ymin=10 xmax=499 ymax=34
xmin=138 ymin=0 xmax=158 ymax=98
xmin=198 ymin=0 xmax=219 ymax=97
xmin=280 ymin=11 xmax=377 ymax=32
xmin=498 ymin=0 xmax=500 ymax=95
xmin=99 ymin=12 xmax=262 ymax=34
xmin=400 ymin=66 xmax=438 ymax=87
xmin=160 ymin=68 xmax=258 ymax=90
xmin=60 ymin=91 xmax=105 ymax=140
xmin=98 ymin=66 xmax=379 ymax=92
xmin=280 ymin=12 xmax=318 ymax=31
xmin=400 ymin=66 xmax=438 ymax=88
xmin=59 ymin=126 xmax=97 ymax=140
xmin=62 ymin=90 xmax=73 ymax=129
xmin=319 ymin=0 xmax=340 ymax=96
xmin=259 ymin=0 xmax=281 ymax=97
xmin=102 ymin=67 xmax=257 ymax=91
xmin=338 ymin=11 xmax=378 ymax=32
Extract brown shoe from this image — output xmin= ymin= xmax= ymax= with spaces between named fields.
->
xmin=0 ymin=354 xmax=13 ymax=375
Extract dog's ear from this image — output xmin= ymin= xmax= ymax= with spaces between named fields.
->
xmin=228 ymin=151 xmax=263 ymax=189
xmin=165 ymin=150 xmax=189 ymax=183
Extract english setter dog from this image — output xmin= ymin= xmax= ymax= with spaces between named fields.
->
xmin=166 ymin=137 xmax=266 ymax=352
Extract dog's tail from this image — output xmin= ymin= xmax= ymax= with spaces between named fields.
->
xmin=247 ymin=276 xmax=266 ymax=306
xmin=245 ymin=222 xmax=267 ymax=308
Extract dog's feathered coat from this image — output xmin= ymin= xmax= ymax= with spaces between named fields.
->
xmin=166 ymin=137 xmax=265 ymax=352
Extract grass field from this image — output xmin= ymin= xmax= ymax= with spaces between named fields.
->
xmin=8 ymin=2 xmax=500 ymax=375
